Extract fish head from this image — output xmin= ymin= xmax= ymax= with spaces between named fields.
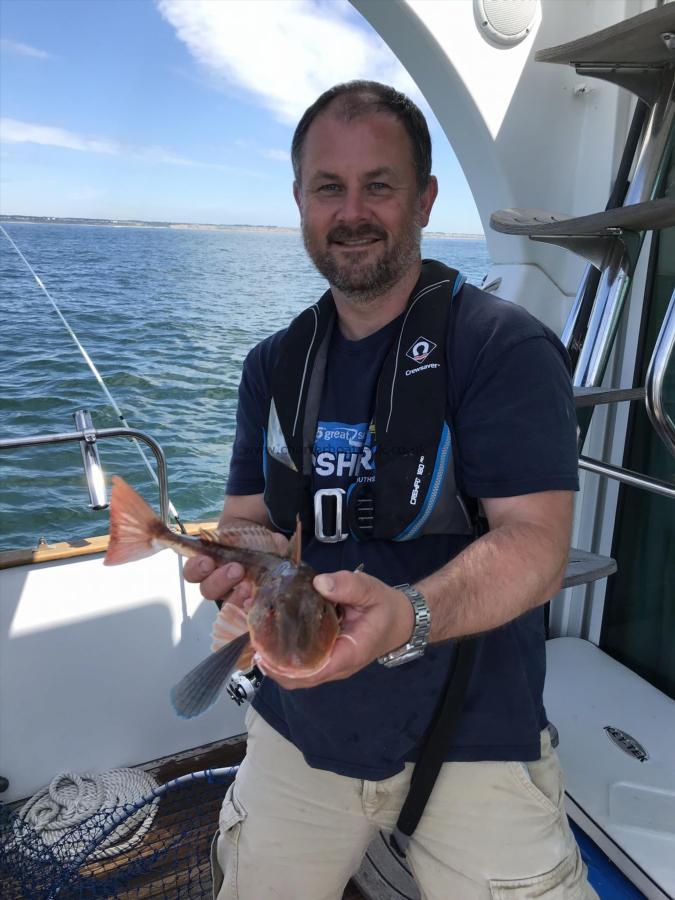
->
xmin=247 ymin=559 xmax=339 ymax=677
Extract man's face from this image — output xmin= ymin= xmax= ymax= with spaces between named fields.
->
xmin=294 ymin=110 xmax=437 ymax=302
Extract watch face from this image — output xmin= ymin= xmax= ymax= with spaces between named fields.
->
xmin=380 ymin=645 xmax=425 ymax=668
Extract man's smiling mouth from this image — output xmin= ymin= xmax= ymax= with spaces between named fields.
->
xmin=332 ymin=237 xmax=381 ymax=246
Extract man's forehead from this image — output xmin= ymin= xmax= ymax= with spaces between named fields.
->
xmin=301 ymin=108 xmax=412 ymax=167
xmin=308 ymin=104 xmax=402 ymax=138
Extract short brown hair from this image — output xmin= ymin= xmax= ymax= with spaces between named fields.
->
xmin=291 ymin=81 xmax=432 ymax=192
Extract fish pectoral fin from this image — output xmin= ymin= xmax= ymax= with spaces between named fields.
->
xmin=288 ymin=514 xmax=302 ymax=567
xmin=236 ymin=643 xmax=256 ymax=672
xmin=212 ymin=602 xmax=249 ymax=651
xmin=170 ymin=632 xmax=250 ymax=719
xmin=200 ymin=524 xmax=284 ymax=555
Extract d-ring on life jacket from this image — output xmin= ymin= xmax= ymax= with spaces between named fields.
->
xmin=263 ymin=260 xmax=477 ymax=542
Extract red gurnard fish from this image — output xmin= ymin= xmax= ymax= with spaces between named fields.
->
xmin=103 ymin=476 xmax=341 ymax=717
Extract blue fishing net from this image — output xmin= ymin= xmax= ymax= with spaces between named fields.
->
xmin=0 ymin=767 xmax=237 ymax=899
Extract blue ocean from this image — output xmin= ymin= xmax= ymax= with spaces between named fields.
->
xmin=0 ymin=223 xmax=489 ymax=551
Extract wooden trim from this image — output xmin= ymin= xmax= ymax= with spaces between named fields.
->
xmin=0 ymin=522 xmax=219 ymax=570
xmin=141 ymin=734 xmax=247 ymax=782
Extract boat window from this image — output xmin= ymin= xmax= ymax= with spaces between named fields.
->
xmin=602 ymin=181 xmax=675 ymax=700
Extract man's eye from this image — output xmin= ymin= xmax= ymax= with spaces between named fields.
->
xmin=317 ymin=184 xmax=340 ymax=193
xmin=369 ymin=182 xmax=390 ymax=191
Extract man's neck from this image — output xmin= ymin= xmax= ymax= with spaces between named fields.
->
xmin=331 ymin=260 xmax=422 ymax=341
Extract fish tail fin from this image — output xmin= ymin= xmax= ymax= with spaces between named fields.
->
xmin=104 ymin=476 xmax=167 ymax=566
xmin=170 ymin=632 xmax=250 ymax=718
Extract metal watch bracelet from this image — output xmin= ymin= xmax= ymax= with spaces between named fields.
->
xmin=377 ymin=584 xmax=431 ymax=668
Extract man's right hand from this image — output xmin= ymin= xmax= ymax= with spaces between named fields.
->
xmin=183 ymin=557 xmax=254 ymax=608
xmin=183 ymin=493 xmax=287 ymax=609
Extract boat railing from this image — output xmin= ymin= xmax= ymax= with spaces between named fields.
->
xmin=645 ymin=285 xmax=675 ymax=460
xmin=0 ymin=422 xmax=171 ymax=526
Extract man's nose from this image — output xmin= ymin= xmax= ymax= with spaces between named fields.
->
xmin=337 ymin=187 xmax=369 ymax=224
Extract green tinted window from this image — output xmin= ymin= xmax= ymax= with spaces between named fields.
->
xmin=602 ymin=223 xmax=675 ymax=698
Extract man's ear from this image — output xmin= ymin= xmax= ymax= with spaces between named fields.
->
xmin=417 ymin=175 xmax=438 ymax=228
xmin=293 ymin=181 xmax=303 ymax=216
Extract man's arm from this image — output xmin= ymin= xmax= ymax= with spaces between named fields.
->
xmin=183 ymin=493 xmax=287 ymax=603
xmin=269 ymin=489 xmax=573 ymax=690
xmin=216 ymin=493 xmax=275 ymax=531
xmin=418 ymin=489 xmax=572 ymax=641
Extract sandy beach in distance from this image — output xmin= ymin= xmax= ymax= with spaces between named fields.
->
xmin=0 ymin=216 xmax=484 ymax=241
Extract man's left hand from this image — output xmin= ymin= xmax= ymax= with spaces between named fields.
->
xmin=260 ymin=570 xmax=415 ymax=690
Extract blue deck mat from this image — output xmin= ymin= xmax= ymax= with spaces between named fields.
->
xmin=571 ymin=821 xmax=647 ymax=899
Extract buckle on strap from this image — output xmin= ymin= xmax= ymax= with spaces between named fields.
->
xmin=314 ymin=488 xmax=349 ymax=543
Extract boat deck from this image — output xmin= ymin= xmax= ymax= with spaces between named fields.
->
xmin=1 ymin=735 xmax=367 ymax=899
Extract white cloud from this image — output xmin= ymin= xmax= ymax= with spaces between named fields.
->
xmin=0 ymin=118 xmax=265 ymax=176
xmin=156 ymin=0 xmax=421 ymax=124
xmin=0 ymin=38 xmax=52 ymax=60
xmin=262 ymin=148 xmax=291 ymax=162
xmin=0 ymin=119 xmax=119 ymax=154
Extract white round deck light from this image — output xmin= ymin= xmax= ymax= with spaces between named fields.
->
xmin=474 ymin=0 xmax=540 ymax=48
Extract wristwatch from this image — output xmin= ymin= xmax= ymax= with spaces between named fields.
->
xmin=377 ymin=584 xmax=431 ymax=668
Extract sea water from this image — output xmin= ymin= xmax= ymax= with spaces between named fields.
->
xmin=0 ymin=223 xmax=489 ymax=551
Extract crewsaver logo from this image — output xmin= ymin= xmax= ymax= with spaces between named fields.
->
xmin=406 ymin=336 xmax=437 ymax=364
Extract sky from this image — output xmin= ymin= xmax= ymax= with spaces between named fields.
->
xmin=0 ymin=0 xmax=484 ymax=233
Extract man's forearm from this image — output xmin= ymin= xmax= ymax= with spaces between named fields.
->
xmin=417 ymin=519 xmax=569 ymax=643
xmin=217 ymin=493 xmax=279 ymax=533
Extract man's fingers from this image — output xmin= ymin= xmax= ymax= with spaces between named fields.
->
xmin=183 ymin=555 xmax=216 ymax=583
xmin=200 ymin=566 xmax=249 ymax=602
xmin=313 ymin=569 xmax=378 ymax=607
xmin=182 ymin=557 xmax=247 ymax=602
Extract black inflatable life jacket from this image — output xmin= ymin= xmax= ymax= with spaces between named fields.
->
xmin=263 ymin=260 xmax=477 ymax=541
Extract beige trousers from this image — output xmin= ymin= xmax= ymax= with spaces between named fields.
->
xmin=212 ymin=707 xmax=597 ymax=900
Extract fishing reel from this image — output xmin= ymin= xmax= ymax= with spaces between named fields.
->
xmin=226 ymin=666 xmax=263 ymax=706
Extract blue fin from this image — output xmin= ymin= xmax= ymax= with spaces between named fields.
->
xmin=170 ymin=632 xmax=250 ymax=718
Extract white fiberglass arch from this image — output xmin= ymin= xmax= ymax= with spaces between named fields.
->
xmin=351 ymin=0 xmax=641 ymax=330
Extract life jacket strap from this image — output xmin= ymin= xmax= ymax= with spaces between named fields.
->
xmin=390 ymin=639 xmax=477 ymax=857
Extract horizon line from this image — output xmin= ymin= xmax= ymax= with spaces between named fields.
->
xmin=0 ymin=214 xmax=486 ymax=239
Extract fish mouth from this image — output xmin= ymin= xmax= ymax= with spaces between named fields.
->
xmin=253 ymin=651 xmax=332 ymax=680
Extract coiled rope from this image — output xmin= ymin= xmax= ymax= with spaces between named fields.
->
xmin=14 ymin=768 xmax=159 ymax=861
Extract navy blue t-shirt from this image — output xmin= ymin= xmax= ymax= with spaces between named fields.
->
xmin=226 ymin=270 xmax=579 ymax=779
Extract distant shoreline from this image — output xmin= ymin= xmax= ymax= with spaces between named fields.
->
xmin=0 ymin=215 xmax=485 ymax=241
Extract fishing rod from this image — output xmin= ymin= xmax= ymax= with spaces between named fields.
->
xmin=0 ymin=224 xmax=186 ymax=532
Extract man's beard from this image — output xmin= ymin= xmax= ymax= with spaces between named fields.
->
xmin=302 ymin=220 xmax=421 ymax=303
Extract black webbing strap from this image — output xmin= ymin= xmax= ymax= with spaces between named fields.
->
xmin=390 ymin=639 xmax=477 ymax=858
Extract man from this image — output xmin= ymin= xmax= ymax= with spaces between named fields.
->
xmin=185 ymin=81 xmax=596 ymax=900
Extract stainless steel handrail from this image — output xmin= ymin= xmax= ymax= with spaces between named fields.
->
xmin=573 ymin=67 xmax=675 ymax=394
xmin=579 ymin=455 xmax=675 ymax=500
xmin=645 ymin=286 xmax=675 ymax=459
xmin=0 ymin=428 xmax=170 ymax=525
